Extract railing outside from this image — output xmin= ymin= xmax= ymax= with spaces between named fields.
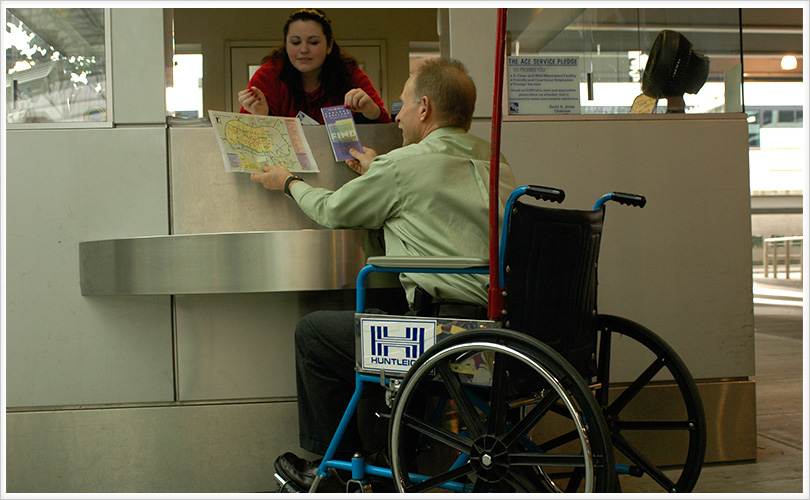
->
xmin=763 ymin=236 xmax=803 ymax=280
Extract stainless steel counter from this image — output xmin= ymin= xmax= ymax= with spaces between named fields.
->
xmin=79 ymin=230 xmax=369 ymax=295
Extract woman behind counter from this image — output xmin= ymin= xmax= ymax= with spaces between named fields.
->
xmin=238 ymin=9 xmax=391 ymax=124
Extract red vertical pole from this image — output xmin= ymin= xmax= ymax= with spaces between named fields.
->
xmin=488 ymin=8 xmax=508 ymax=321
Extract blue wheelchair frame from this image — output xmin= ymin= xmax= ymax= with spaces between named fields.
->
xmin=303 ymin=186 xmax=644 ymax=493
xmin=312 ymin=263 xmax=489 ymax=493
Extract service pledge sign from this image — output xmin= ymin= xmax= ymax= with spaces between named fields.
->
xmin=507 ymin=56 xmax=582 ymax=115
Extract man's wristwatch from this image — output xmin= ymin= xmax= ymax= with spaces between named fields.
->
xmin=283 ymin=175 xmax=303 ymax=198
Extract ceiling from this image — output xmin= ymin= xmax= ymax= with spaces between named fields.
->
xmin=7 ymin=7 xmax=804 ymax=81
xmin=8 ymin=8 xmax=106 ymax=58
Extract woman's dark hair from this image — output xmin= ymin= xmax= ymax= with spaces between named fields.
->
xmin=263 ymin=9 xmax=359 ymax=110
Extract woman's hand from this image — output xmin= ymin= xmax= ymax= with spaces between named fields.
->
xmin=344 ymin=88 xmax=381 ymax=121
xmin=238 ymin=86 xmax=269 ymax=115
xmin=250 ymin=164 xmax=295 ymax=191
xmin=346 ymin=147 xmax=378 ymax=175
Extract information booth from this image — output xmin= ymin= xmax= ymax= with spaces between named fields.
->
xmin=5 ymin=7 xmax=758 ymax=492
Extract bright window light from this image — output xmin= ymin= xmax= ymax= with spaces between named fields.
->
xmin=166 ymin=53 xmax=203 ymax=119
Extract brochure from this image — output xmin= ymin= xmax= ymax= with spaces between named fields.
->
xmin=321 ymin=105 xmax=363 ymax=162
xmin=296 ymin=111 xmax=320 ymax=125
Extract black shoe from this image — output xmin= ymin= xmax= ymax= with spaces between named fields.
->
xmin=275 ymin=452 xmax=319 ymax=490
xmin=274 ymin=452 xmax=346 ymax=493
xmin=276 ymin=479 xmax=304 ymax=493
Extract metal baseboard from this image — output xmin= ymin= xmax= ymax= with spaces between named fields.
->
xmin=608 ymin=378 xmax=757 ymax=466
xmin=5 ymin=401 xmax=307 ymax=493
xmin=5 ymin=379 xmax=756 ymax=492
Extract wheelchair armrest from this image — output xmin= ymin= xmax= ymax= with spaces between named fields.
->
xmin=356 ymin=257 xmax=489 ymax=313
xmin=366 ymin=256 xmax=489 ymax=269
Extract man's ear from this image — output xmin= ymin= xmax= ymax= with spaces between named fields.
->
xmin=419 ymin=95 xmax=430 ymax=122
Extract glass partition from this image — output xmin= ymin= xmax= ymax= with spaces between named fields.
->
xmin=5 ymin=7 xmax=112 ymax=127
xmin=506 ymin=8 xmax=743 ymax=115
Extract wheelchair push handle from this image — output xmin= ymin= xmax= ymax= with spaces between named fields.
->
xmin=594 ymin=192 xmax=646 ymax=210
xmin=525 ymin=185 xmax=565 ymax=204
xmin=611 ymin=192 xmax=646 ymax=207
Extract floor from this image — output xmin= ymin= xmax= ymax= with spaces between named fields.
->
xmin=687 ymin=279 xmax=806 ymax=494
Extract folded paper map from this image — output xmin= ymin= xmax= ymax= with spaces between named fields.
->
xmin=209 ymin=110 xmax=319 ymax=173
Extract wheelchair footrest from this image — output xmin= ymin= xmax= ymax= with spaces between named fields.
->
xmin=346 ymin=478 xmax=374 ymax=493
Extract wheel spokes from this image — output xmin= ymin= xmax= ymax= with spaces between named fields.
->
xmin=437 ymin=360 xmax=485 ymax=439
xmin=405 ymin=462 xmax=474 ymax=493
xmin=608 ymin=356 xmax=666 ymax=415
xmin=536 ymin=428 xmax=580 ymax=452
xmin=502 ymin=390 xmax=560 ymax=448
xmin=487 ymin=352 xmax=508 ymax=437
xmin=612 ymin=427 xmax=678 ymax=492
xmin=564 ymin=467 xmax=585 ymax=492
xmin=504 ymin=467 xmax=546 ymax=492
xmin=401 ymin=413 xmax=473 ymax=454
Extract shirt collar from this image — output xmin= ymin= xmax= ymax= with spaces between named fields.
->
xmin=423 ymin=127 xmax=467 ymax=142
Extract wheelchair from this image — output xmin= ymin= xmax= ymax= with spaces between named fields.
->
xmin=275 ymin=185 xmax=707 ymax=494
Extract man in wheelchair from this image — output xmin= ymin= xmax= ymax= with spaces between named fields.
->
xmin=249 ymin=57 xmax=517 ymax=492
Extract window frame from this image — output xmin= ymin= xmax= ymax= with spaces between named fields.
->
xmin=5 ymin=8 xmax=114 ymax=130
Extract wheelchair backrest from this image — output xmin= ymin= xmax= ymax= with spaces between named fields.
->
xmin=503 ymin=200 xmax=605 ymax=378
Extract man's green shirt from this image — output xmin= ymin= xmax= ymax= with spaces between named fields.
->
xmin=290 ymin=127 xmax=517 ymax=308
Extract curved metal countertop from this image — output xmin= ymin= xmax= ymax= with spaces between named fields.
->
xmin=79 ymin=230 xmax=370 ymax=295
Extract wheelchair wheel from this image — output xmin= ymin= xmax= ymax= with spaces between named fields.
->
xmin=595 ymin=315 xmax=707 ymax=493
xmin=388 ymin=328 xmax=615 ymax=493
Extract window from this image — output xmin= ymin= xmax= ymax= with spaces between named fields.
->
xmin=747 ymin=106 xmax=804 ymax=148
xmin=754 ymin=106 xmax=804 ymax=129
xmin=747 ymin=110 xmax=760 ymax=148
xmin=166 ymin=52 xmax=203 ymax=119
xmin=775 ymin=109 xmax=802 ymax=126
xmin=505 ymin=8 xmax=743 ymax=115
xmin=5 ymin=8 xmax=111 ymax=127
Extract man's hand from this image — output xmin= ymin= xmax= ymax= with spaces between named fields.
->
xmin=250 ymin=164 xmax=295 ymax=190
xmin=344 ymin=88 xmax=381 ymax=121
xmin=238 ymin=86 xmax=269 ymax=115
xmin=346 ymin=147 xmax=378 ymax=175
